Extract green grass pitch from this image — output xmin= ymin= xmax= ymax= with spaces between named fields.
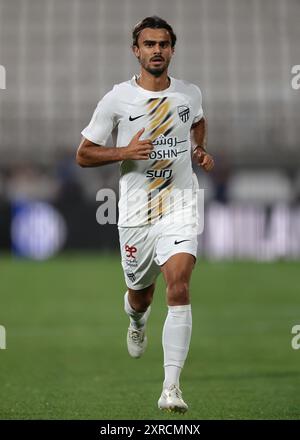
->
xmin=0 ymin=253 xmax=299 ymax=419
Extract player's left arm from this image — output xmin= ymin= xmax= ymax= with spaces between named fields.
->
xmin=190 ymin=117 xmax=214 ymax=172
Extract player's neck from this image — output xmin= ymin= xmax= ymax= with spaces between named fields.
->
xmin=136 ymin=71 xmax=170 ymax=92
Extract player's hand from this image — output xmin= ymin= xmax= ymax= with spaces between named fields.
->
xmin=122 ymin=128 xmax=153 ymax=160
xmin=193 ymin=147 xmax=214 ymax=172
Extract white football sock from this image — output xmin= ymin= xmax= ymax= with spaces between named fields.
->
xmin=124 ymin=291 xmax=150 ymax=329
xmin=162 ymin=304 xmax=192 ymax=389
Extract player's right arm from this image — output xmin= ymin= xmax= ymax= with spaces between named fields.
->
xmin=76 ymin=128 xmax=153 ymax=167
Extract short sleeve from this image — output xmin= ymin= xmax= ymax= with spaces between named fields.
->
xmin=81 ymin=89 xmax=117 ymax=145
xmin=191 ymin=84 xmax=204 ymax=125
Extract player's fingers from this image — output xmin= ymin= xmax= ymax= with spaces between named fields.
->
xmin=197 ymin=152 xmax=205 ymax=165
xmin=133 ymin=127 xmax=145 ymax=140
xmin=139 ymin=144 xmax=154 ymax=153
xmin=139 ymin=139 xmax=153 ymax=145
xmin=207 ymin=160 xmax=214 ymax=171
xmin=139 ymin=149 xmax=153 ymax=158
xmin=203 ymin=158 xmax=214 ymax=171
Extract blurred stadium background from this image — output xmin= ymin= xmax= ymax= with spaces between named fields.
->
xmin=1 ymin=0 xmax=300 ymax=259
xmin=0 ymin=0 xmax=299 ymax=420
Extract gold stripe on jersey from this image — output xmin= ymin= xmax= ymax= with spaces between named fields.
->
xmin=150 ymin=119 xmax=174 ymax=140
xmin=144 ymin=98 xmax=177 ymax=221
xmin=147 ymin=97 xmax=160 ymax=111
xmin=150 ymin=110 xmax=172 ymax=134
xmin=147 ymin=157 xmax=174 ymax=221
xmin=152 ymin=159 xmax=172 ymax=170
xmin=149 ymin=102 xmax=169 ymax=130
xmin=148 ymin=97 xmax=168 ymax=116
xmin=159 ymin=185 xmax=175 ymax=217
xmin=147 ymin=184 xmax=175 ymax=222
xmin=148 ymin=177 xmax=165 ymax=191
xmin=145 ymin=98 xmax=175 ymax=140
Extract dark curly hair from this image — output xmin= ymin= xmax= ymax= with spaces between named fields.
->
xmin=132 ymin=16 xmax=177 ymax=48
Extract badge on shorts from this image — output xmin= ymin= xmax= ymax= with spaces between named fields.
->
xmin=126 ymin=271 xmax=136 ymax=282
xmin=125 ymin=244 xmax=137 ymax=259
xmin=177 ymin=105 xmax=190 ymax=123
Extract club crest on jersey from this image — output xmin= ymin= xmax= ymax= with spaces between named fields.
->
xmin=177 ymin=105 xmax=190 ymax=123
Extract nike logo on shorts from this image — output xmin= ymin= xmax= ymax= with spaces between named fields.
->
xmin=174 ymin=239 xmax=190 ymax=245
xmin=129 ymin=114 xmax=145 ymax=121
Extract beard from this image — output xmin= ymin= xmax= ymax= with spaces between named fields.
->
xmin=146 ymin=66 xmax=165 ymax=77
xmin=139 ymin=57 xmax=170 ymax=77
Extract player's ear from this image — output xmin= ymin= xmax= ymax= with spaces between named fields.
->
xmin=132 ymin=44 xmax=140 ymax=59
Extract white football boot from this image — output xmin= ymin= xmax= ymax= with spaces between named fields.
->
xmin=158 ymin=384 xmax=188 ymax=414
xmin=126 ymin=306 xmax=151 ymax=358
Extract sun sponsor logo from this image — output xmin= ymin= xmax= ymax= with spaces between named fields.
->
xmin=146 ymin=169 xmax=173 ymax=179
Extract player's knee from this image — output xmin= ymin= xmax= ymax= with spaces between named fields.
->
xmin=167 ymin=280 xmax=190 ymax=305
xmin=135 ymin=297 xmax=152 ymax=312
xmin=128 ymin=287 xmax=154 ymax=312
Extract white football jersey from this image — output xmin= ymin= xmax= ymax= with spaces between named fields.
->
xmin=81 ymin=75 xmax=204 ymax=227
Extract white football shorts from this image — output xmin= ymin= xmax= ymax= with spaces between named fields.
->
xmin=118 ymin=218 xmax=198 ymax=290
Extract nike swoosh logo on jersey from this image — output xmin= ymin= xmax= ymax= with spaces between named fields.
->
xmin=129 ymin=114 xmax=145 ymax=121
xmin=174 ymin=239 xmax=191 ymax=245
